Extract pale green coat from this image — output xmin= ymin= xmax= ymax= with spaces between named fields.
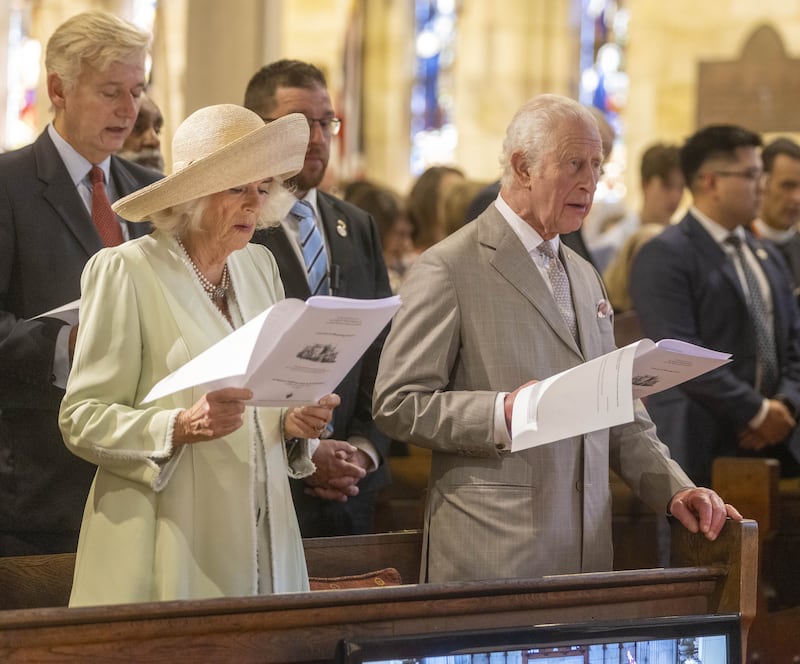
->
xmin=60 ymin=231 xmax=314 ymax=606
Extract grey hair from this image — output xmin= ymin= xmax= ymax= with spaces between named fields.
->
xmin=45 ymin=10 xmax=151 ymax=91
xmin=149 ymin=180 xmax=296 ymax=238
xmin=499 ymin=94 xmax=600 ymax=188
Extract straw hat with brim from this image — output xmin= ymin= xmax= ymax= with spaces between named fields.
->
xmin=113 ymin=105 xmax=310 ymax=222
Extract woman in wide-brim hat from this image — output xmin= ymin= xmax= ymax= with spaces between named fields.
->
xmin=60 ymin=104 xmax=340 ymax=606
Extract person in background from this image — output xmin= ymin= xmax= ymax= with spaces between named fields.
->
xmin=631 ymin=125 xmax=800 ymax=485
xmin=343 ymin=179 xmax=414 ymax=294
xmin=0 ymin=10 xmax=161 ymax=556
xmin=751 ymin=137 xmax=800 ymax=299
xmin=374 ymin=94 xmax=740 ymax=585
xmin=442 ymin=179 xmax=489 ymax=237
xmin=407 ymin=165 xmax=465 ymax=259
xmin=60 ymin=105 xmax=340 ymax=606
xmin=602 ymin=143 xmax=685 ymax=311
xmin=117 ymin=93 xmax=165 ymax=172
xmin=244 ymin=59 xmax=392 ymax=536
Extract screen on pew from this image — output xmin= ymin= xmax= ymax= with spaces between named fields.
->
xmin=338 ymin=614 xmax=742 ymax=664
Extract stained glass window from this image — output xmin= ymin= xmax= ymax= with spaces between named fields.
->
xmin=579 ymin=0 xmax=629 ymax=206
xmin=410 ymin=0 xmax=458 ymax=176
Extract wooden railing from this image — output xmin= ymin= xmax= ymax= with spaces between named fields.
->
xmin=712 ymin=457 xmax=800 ymax=662
xmin=0 ymin=519 xmax=757 ymax=663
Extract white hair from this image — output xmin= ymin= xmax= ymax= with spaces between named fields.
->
xmin=499 ymin=94 xmax=600 ymax=187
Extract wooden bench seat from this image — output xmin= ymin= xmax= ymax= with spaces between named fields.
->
xmin=0 ymin=519 xmax=757 ymax=663
xmin=712 ymin=457 xmax=800 ymax=662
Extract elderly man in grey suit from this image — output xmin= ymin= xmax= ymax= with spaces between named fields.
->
xmin=373 ymin=94 xmax=740 ymax=584
xmin=0 ymin=11 xmax=160 ymax=556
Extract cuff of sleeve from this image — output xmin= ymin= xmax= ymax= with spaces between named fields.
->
xmin=776 ymin=394 xmax=799 ymax=419
xmin=150 ymin=409 xmax=185 ymax=492
xmin=52 ymin=324 xmax=72 ymax=389
xmin=748 ymin=398 xmax=770 ymax=430
xmin=348 ymin=435 xmax=379 ymax=471
xmin=494 ymin=392 xmax=512 ymax=451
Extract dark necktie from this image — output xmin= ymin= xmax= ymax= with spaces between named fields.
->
xmin=726 ymin=235 xmax=779 ymax=395
xmin=89 ymin=166 xmax=123 ymax=247
xmin=292 ymin=200 xmax=329 ymax=295
xmin=537 ymin=241 xmax=578 ymax=341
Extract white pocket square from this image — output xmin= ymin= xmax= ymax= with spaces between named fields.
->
xmin=596 ymin=298 xmax=613 ymax=319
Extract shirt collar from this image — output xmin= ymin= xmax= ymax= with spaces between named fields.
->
xmin=753 ymin=218 xmax=797 ymax=244
xmin=47 ymin=123 xmax=111 ymax=186
xmin=300 ymin=188 xmax=319 ymax=215
xmin=495 ymin=191 xmax=559 ymax=255
xmin=691 ymin=205 xmax=745 ymax=246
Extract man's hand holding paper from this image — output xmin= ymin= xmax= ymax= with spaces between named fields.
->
xmin=510 ymin=338 xmax=732 ymax=452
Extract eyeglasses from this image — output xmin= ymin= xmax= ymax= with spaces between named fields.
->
xmin=711 ymin=168 xmax=763 ymax=181
xmin=262 ymin=115 xmax=341 ymax=136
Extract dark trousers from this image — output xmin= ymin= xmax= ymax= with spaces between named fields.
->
xmin=290 ymin=479 xmax=377 ymax=537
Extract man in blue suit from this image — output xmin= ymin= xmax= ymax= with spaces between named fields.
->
xmin=0 ymin=11 xmax=161 ymax=555
xmin=631 ymin=125 xmax=800 ymax=486
xmin=244 ymin=60 xmax=392 ymax=536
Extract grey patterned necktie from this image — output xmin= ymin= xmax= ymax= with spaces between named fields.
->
xmin=537 ymin=241 xmax=578 ymax=341
xmin=725 ymin=234 xmax=779 ymax=395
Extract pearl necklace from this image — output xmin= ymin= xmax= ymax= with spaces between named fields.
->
xmin=177 ymin=238 xmax=230 ymax=302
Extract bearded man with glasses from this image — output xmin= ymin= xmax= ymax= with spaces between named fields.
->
xmin=243 ymin=59 xmax=392 ymax=537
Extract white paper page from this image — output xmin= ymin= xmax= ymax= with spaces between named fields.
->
xmin=511 ymin=344 xmax=637 ymax=452
xmin=245 ymin=296 xmax=400 ymax=406
xmin=630 ymin=339 xmax=731 ymax=399
xmin=651 ymin=338 xmax=731 ymax=359
xmin=31 ymin=299 xmax=81 ymax=326
xmin=142 ymin=295 xmax=400 ymax=406
xmin=142 ymin=307 xmax=277 ymax=403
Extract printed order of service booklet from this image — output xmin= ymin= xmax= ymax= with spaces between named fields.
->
xmin=510 ymin=339 xmax=731 ymax=452
xmin=142 ymin=295 xmax=401 ymax=406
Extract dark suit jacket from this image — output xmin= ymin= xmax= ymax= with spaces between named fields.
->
xmin=251 ymin=190 xmax=392 ymax=535
xmin=630 ymin=212 xmax=800 ymax=485
xmin=768 ymin=232 xmax=800 ymax=302
xmin=0 ymin=129 xmax=161 ymax=554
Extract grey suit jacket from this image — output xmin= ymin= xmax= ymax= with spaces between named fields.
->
xmin=0 ymin=129 xmax=161 ymax=553
xmin=374 ymin=205 xmax=692 ymax=583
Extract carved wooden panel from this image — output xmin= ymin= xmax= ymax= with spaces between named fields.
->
xmin=697 ymin=24 xmax=800 ymax=131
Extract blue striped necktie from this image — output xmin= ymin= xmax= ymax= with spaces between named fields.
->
xmin=292 ymin=200 xmax=329 ymax=295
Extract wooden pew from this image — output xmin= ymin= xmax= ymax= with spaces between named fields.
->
xmin=0 ymin=532 xmax=423 ymax=612
xmin=712 ymin=457 xmax=800 ymax=662
xmin=0 ymin=519 xmax=757 ymax=663
xmin=612 ymin=308 xmax=645 ymax=347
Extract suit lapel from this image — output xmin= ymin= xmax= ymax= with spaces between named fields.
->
xmin=748 ymin=234 xmax=791 ymax=347
xmin=684 ymin=214 xmax=747 ymax=305
xmin=109 ymin=156 xmax=153 ymax=238
xmin=34 ymin=132 xmax=101 ymax=257
xmin=479 ymin=210 xmax=582 ymax=357
xmin=561 ymin=246 xmax=600 ymax=356
xmin=317 ymin=191 xmax=352 ymax=293
xmin=252 ymin=225 xmax=310 ymax=299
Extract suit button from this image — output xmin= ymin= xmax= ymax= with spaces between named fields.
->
xmin=575 ymin=481 xmax=583 ymax=493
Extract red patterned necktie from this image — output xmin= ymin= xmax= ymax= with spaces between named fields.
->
xmin=89 ymin=165 xmax=123 ymax=246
